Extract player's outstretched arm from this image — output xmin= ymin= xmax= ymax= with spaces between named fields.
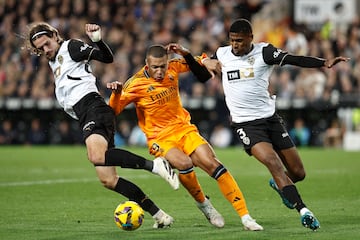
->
xmin=324 ymin=56 xmax=350 ymax=68
xmin=166 ymin=43 xmax=212 ymax=82
xmin=166 ymin=43 xmax=190 ymax=56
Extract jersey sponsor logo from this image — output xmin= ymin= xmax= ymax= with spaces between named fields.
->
xmin=227 ymin=68 xmax=255 ymax=81
xmin=227 ymin=70 xmax=241 ymax=81
xmin=241 ymin=68 xmax=254 ymax=78
xmin=150 ymin=86 xmax=177 ymax=105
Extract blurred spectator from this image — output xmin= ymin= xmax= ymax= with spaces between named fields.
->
xmin=352 ymin=108 xmax=360 ymax=131
xmin=26 ymin=118 xmax=47 ymax=145
xmin=49 ymin=120 xmax=77 ymax=145
xmin=209 ymin=123 xmax=233 ymax=148
xmin=284 ymin=23 xmax=309 ymax=55
xmin=289 ymin=118 xmax=311 ymax=147
xmin=114 ymin=119 xmax=132 ymax=147
xmin=0 ymin=0 xmax=358 ymax=147
xmin=0 ymin=119 xmax=18 ymax=144
xmin=323 ymin=118 xmax=346 ymax=148
xmin=128 ymin=126 xmax=147 ymax=147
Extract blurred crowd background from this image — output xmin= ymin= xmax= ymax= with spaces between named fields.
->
xmin=0 ymin=0 xmax=360 ymax=149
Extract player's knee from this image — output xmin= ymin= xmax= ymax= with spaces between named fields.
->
xmin=292 ymin=169 xmax=306 ymax=182
xmin=175 ymin=160 xmax=193 ymax=170
xmin=264 ymin=155 xmax=284 ymax=173
xmin=98 ymin=175 xmax=117 ymax=189
xmin=88 ymin=152 xmax=105 ymax=165
xmin=170 ymin=155 xmax=193 ymax=170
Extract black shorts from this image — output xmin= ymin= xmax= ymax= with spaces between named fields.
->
xmin=231 ymin=113 xmax=294 ymax=155
xmin=73 ymin=92 xmax=115 ymax=148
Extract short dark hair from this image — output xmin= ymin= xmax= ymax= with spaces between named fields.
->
xmin=229 ymin=19 xmax=253 ymax=34
xmin=146 ymin=44 xmax=167 ymax=58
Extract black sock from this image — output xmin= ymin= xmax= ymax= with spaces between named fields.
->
xmin=105 ymin=148 xmax=153 ymax=171
xmin=211 ymin=164 xmax=227 ymax=179
xmin=114 ymin=177 xmax=159 ymax=215
xmin=282 ymin=185 xmax=306 ymax=212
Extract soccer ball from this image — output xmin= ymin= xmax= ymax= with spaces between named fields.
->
xmin=114 ymin=201 xmax=144 ymax=231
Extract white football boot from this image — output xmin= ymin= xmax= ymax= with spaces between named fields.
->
xmin=152 ymin=157 xmax=179 ymax=190
xmin=196 ymin=198 xmax=225 ymax=228
xmin=153 ymin=209 xmax=174 ymax=228
xmin=241 ymin=214 xmax=264 ymax=231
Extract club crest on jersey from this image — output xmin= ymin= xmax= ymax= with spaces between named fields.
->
xmin=247 ymin=56 xmax=255 ymax=65
xmin=57 ymin=55 xmax=63 ymax=64
xmin=150 ymin=143 xmax=163 ymax=155
xmin=242 ymin=136 xmax=250 ymax=145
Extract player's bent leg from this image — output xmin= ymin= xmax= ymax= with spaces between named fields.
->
xmin=278 ymin=147 xmax=306 ymax=183
xmin=85 ymin=133 xmax=108 ymax=165
xmin=215 ymin=167 xmax=263 ymax=231
xmin=192 ymin=144 xmax=262 ymax=230
xmin=95 ymin=166 xmax=119 ymax=189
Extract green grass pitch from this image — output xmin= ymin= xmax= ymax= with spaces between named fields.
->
xmin=0 ymin=146 xmax=359 ymax=240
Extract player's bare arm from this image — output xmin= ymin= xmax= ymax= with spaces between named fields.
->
xmin=202 ymin=59 xmax=222 ymax=78
xmin=324 ymin=56 xmax=350 ymax=68
xmin=166 ymin=43 xmax=190 ymax=56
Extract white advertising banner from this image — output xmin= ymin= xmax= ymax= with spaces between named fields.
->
xmin=294 ymin=0 xmax=356 ymax=24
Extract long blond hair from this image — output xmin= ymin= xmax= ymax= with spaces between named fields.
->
xmin=26 ymin=22 xmax=63 ymax=56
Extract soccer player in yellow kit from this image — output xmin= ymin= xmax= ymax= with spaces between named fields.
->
xmin=107 ymin=43 xmax=263 ymax=230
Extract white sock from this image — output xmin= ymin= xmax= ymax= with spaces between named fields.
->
xmin=300 ymin=207 xmax=310 ymax=216
xmin=153 ymin=209 xmax=163 ymax=219
xmin=241 ymin=214 xmax=251 ymax=223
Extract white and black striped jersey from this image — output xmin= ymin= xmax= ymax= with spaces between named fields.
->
xmin=215 ymin=43 xmax=289 ymax=123
xmin=48 ymin=39 xmax=107 ymax=119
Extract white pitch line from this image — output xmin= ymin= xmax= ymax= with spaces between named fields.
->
xmin=0 ymin=178 xmax=98 ymax=187
xmin=0 ymin=174 xmax=160 ymax=187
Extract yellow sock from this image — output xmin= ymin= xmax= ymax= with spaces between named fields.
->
xmin=217 ymin=171 xmax=249 ymax=217
xmin=179 ymin=170 xmax=206 ymax=203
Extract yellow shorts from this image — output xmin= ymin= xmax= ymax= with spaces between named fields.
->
xmin=148 ymin=123 xmax=208 ymax=157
